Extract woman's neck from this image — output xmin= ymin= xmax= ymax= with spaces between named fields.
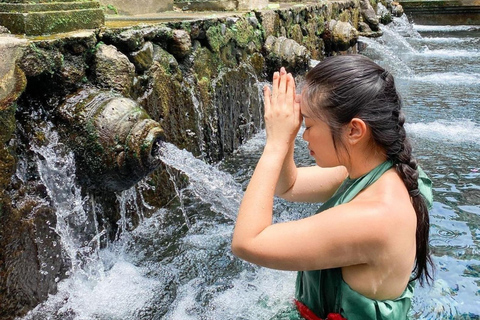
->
xmin=346 ymin=148 xmax=388 ymax=179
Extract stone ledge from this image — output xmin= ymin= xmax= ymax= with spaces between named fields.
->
xmin=0 ymin=2 xmax=99 ymax=13
xmin=0 ymin=8 xmax=104 ymax=35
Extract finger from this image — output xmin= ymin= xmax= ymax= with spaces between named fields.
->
xmin=294 ymin=93 xmax=302 ymax=124
xmin=278 ymin=68 xmax=288 ymax=102
xmin=271 ymin=71 xmax=280 ymax=101
xmin=286 ymin=73 xmax=295 ymax=108
xmin=264 ymin=85 xmax=271 ymax=114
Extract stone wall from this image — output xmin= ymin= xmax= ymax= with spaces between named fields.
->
xmin=0 ymin=1 xmax=393 ymax=317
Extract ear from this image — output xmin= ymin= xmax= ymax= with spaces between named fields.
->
xmin=345 ymin=118 xmax=368 ymax=145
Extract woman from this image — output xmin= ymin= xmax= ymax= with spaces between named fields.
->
xmin=231 ymin=55 xmax=433 ymax=320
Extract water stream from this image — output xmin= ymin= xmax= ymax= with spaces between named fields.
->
xmin=21 ymin=17 xmax=480 ymax=319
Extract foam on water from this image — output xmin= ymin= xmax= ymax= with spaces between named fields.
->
xmin=166 ymin=267 xmax=296 ymax=320
xmin=407 ymin=120 xmax=480 ymax=144
xmin=414 ymin=36 xmax=480 ymax=44
xmin=413 ymin=25 xmax=480 ymax=32
xmin=419 ymin=48 xmax=480 ymax=58
xmin=407 ymin=72 xmax=480 ymax=84
xmin=23 ymin=249 xmax=161 ymax=320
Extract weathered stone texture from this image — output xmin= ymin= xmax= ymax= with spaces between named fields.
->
xmin=93 ymin=43 xmax=135 ymax=95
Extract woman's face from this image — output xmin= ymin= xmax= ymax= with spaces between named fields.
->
xmin=300 ymin=93 xmax=345 ymax=167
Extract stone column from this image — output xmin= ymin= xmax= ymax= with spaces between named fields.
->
xmin=0 ymin=0 xmax=104 ymax=36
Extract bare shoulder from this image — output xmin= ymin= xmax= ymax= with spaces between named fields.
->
xmin=342 ymin=169 xmax=417 ymax=299
xmin=355 ymin=169 xmax=415 ymax=217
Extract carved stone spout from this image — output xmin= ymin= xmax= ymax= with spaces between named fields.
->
xmin=58 ymin=89 xmax=165 ymax=191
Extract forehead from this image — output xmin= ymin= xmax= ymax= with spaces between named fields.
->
xmin=300 ymin=87 xmax=315 ymax=118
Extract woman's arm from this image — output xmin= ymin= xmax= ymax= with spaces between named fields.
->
xmin=273 ymin=137 xmax=348 ymax=204
xmin=232 ymin=67 xmax=302 ymax=260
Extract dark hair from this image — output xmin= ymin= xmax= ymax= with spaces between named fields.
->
xmin=304 ymin=54 xmax=433 ymax=285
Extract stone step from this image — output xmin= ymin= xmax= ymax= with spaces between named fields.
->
xmin=0 ymin=8 xmax=104 ymax=35
xmin=2 ymin=0 xmax=84 ymax=3
xmin=0 ymin=1 xmax=99 ymax=13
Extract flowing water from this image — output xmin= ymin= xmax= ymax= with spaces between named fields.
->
xmin=21 ymin=17 xmax=480 ymax=319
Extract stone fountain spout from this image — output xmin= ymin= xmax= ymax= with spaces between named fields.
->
xmin=58 ymin=88 xmax=165 ymax=192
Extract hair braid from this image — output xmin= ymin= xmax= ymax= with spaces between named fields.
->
xmin=392 ymin=112 xmax=434 ymax=285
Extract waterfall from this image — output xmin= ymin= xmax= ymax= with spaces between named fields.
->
xmin=30 ymin=122 xmax=100 ymax=274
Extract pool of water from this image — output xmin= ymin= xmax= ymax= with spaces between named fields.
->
xmin=22 ymin=17 xmax=480 ymax=320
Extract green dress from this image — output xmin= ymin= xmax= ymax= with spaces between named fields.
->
xmin=295 ymin=161 xmax=433 ymax=320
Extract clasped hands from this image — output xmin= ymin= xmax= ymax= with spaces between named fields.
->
xmin=263 ymin=67 xmax=303 ymax=150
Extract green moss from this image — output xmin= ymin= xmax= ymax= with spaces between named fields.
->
xmin=197 ymin=76 xmax=212 ymax=108
xmin=206 ymin=18 xmax=263 ymax=53
xmin=105 ymin=4 xmax=118 ymax=14
xmin=206 ymin=24 xmax=233 ymax=53
xmin=232 ymin=19 xmax=257 ymax=48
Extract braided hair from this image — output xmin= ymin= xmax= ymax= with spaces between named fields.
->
xmin=303 ymin=54 xmax=433 ymax=285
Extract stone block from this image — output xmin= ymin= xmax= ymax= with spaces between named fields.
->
xmin=0 ymin=1 xmax=104 ymax=36
xmin=99 ymin=0 xmax=174 ymax=15
xmin=238 ymin=0 xmax=269 ymax=10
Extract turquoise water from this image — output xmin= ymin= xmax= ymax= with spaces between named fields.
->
xmin=22 ymin=18 xmax=480 ymax=320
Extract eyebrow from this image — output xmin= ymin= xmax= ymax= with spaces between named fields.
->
xmin=301 ymin=113 xmax=310 ymax=118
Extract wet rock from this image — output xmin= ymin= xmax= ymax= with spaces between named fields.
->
xmin=324 ymin=19 xmax=359 ymax=52
xmin=100 ymin=27 xmax=146 ymax=52
xmin=0 ymin=36 xmax=27 ymax=201
xmin=93 ymin=44 xmax=135 ymax=95
xmin=391 ymin=2 xmax=405 ymax=17
xmin=264 ymin=35 xmax=310 ymax=73
xmin=57 ymin=88 xmax=165 ymax=191
xmin=359 ymin=0 xmax=380 ymax=31
xmin=62 ymin=30 xmax=97 ymax=56
xmin=100 ymin=25 xmax=174 ymax=52
xmin=211 ymin=64 xmax=263 ymax=160
xmin=60 ymin=54 xmax=87 ymax=88
xmin=140 ymin=47 xmax=200 ymax=154
xmin=248 ymin=16 xmax=259 ymax=28
xmin=0 ymin=200 xmax=66 ymax=319
xmin=358 ymin=21 xmax=373 ymax=33
xmin=20 ymin=44 xmax=64 ymax=78
xmin=167 ymin=29 xmax=192 ymax=60
xmin=257 ymin=11 xmax=280 ymax=38
xmin=377 ymin=3 xmax=393 ymax=25
xmin=130 ymin=41 xmax=154 ymax=73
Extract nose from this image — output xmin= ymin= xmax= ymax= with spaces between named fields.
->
xmin=302 ymin=128 xmax=308 ymax=141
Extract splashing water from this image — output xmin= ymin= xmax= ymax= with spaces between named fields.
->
xmin=157 ymin=142 xmax=243 ymax=221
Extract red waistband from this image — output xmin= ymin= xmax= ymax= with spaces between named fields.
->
xmin=294 ymin=300 xmax=347 ymax=320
